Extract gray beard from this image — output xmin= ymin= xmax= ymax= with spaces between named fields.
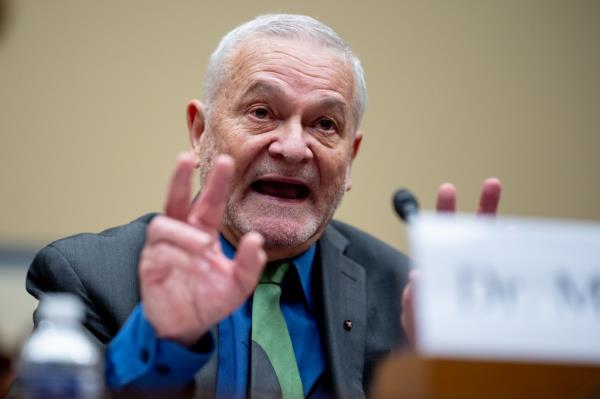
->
xmin=199 ymin=156 xmax=346 ymax=249
xmin=222 ymin=183 xmax=345 ymax=249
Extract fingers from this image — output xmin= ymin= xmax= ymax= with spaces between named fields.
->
xmin=139 ymin=242 xmax=192 ymax=285
xmin=164 ymin=152 xmax=196 ymax=221
xmin=478 ymin=177 xmax=502 ymax=215
xmin=436 ymin=183 xmax=456 ymax=212
xmin=233 ymin=232 xmax=267 ymax=294
xmin=436 ymin=178 xmax=502 ymax=214
xmin=147 ymin=215 xmax=211 ymax=254
xmin=188 ymin=154 xmax=235 ymax=232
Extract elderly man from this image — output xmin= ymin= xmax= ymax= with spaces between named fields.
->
xmin=26 ymin=14 xmax=500 ymax=399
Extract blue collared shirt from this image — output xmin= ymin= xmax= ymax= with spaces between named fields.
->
xmin=106 ymin=237 xmax=326 ymax=397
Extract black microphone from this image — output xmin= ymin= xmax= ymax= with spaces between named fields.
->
xmin=393 ymin=188 xmax=419 ymax=224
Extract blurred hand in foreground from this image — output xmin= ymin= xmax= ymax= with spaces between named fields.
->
xmin=401 ymin=178 xmax=502 ymax=346
xmin=139 ymin=153 xmax=267 ymax=347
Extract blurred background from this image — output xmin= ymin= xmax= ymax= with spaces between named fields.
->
xmin=0 ymin=0 xmax=599 ymax=362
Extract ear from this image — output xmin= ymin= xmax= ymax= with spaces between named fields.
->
xmin=351 ymin=130 xmax=363 ymax=161
xmin=344 ymin=130 xmax=363 ymax=191
xmin=186 ymin=99 xmax=206 ymax=164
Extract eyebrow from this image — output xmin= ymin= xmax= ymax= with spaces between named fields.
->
xmin=239 ymin=80 xmax=287 ymax=103
xmin=239 ymin=79 xmax=349 ymax=116
xmin=314 ymin=96 xmax=347 ymax=116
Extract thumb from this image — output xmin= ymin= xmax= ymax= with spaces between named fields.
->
xmin=233 ymin=232 xmax=267 ymax=296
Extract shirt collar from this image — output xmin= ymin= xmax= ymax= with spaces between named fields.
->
xmin=219 ymin=235 xmax=317 ymax=311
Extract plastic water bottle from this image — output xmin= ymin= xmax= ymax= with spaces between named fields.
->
xmin=16 ymin=293 xmax=104 ymax=399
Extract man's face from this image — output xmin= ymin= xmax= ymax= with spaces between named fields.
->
xmin=189 ymin=36 xmax=362 ymax=258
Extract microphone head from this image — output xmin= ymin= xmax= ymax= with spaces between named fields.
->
xmin=393 ymin=188 xmax=419 ymax=223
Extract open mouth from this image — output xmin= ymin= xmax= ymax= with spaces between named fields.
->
xmin=250 ymin=179 xmax=311 ymax=201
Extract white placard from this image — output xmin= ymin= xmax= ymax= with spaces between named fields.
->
xmin=409 ymin=213 xmax=600 ymax=364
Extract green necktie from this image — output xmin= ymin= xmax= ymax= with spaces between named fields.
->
xmin=250 ymin=262 xmax=304 ymax=399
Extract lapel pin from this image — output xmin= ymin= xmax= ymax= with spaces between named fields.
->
xmin=343 ymin=319 xmax=353 ymax=331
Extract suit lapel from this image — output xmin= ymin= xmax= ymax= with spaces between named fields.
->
xmin=318 ymin=226 xmax=367 ymax=399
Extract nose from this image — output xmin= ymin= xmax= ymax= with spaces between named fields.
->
xmin=268 ymin=119 xmax=313 ymax=163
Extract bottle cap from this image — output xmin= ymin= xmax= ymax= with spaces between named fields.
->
xmin=38 ymin=293 xmax=85 ymax=322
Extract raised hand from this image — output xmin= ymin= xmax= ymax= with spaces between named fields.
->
xmin=401 ymin=178 xmax=502 ymax=346
xmin=139 ymin=153 xmax=267 ymax=347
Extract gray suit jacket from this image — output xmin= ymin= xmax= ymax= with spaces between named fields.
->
xmin=26 ymin=213 xmax=411 ymax=398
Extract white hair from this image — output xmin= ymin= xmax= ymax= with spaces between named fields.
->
xmin=202 ymin=14 xmax=367 ymax=128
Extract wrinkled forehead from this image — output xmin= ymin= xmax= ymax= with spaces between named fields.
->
xmin=222 ymin=35 xmax=356 ymax=109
